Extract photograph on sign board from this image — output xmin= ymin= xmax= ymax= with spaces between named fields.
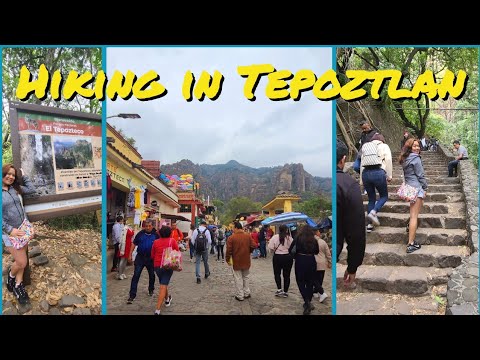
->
xmin=2 ymin=48 xmax=102 ymax=315
xmin=105 ymin=47 xmax=332 ymax=316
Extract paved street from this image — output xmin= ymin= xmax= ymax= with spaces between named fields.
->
xmin=107 ymin=250 xmax=331 ymax=315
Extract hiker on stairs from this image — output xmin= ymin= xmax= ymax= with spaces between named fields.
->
xmin=399 ymin=138 xmax=428 ymax=254
xmin=360 ymin=133 xmax=393 ymax=232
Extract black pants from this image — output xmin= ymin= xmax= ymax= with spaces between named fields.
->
xmin=112 ymin=243 xmax=120 ymax=270
xmin=313 ymin=270 xmax=325 ymax=295
xmin=217 ymin=244 xmax=224 ymax=260
xmin=294 ymin=255 xmax=317 ymax=304
xmin=272 ymin=253 xmax=294 ymax=292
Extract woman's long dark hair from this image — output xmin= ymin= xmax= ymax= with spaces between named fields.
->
xmin=296 ymin=225 xmax=317 ymax=252
xmin=2 ymin=163 xmax=23 ymax=194
xmin=399 ymin=138 xmax=419 ymax=165
xmin=279 ymin=225 xmax=288 ymax=245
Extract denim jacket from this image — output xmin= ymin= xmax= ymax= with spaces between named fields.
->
xmin=2 ymin=176 xmax=36 ymax=235
xmin=402 ymin=153 xmax=428 ymax=191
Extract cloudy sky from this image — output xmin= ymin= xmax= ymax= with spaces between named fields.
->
xmin=106 ymin=47 xmax=332 ymax=177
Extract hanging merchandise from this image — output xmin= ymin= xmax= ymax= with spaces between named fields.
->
xmin=134 ymin=187 xmax=142 ymax=209
xmin=140 ymin=186 xmax=145 ymax=206
xmin=107 ymin=173 xmax=113 ymax=200
xmin=127 ymin=187 xmax=135 ymax=208
xmin=134 ymin=209 xmax=141 ymax=225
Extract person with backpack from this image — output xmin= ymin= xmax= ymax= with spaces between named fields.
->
xmin=191 ymin=219 xmax=212 ymax=284
xmin=258 ymin=225 xmax=268 ymax=258
xmin=216 ymin=227 xmax=226 ymax=262
xmin=359 ymin=132 xmax=393 ymax=231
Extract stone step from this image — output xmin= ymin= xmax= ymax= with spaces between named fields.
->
xmin=392 ymin=169 xmax=449 ymax=175
xmin=339 ymin=243 xmax=469 ymax=268
xmin=374 ymin=193 xmax=465 ymax=203
xmin=388 ymin=184 xmax=462 ymax=192
xmin=373 ymin=212 xmax=466 ymax=229
xmin=364 ymin=201 xmax=451 ymax=214
xmin=393 ymin=164 xmax=448 ymax=169
xmin=390 ymin=177 xmax=459 ymax=185
xmin=365 ymin=227 xmax=468 ymax=246
xmin=336 ymin=264 xmax=452 ymax=295
xmin=336 ymin=292 xmax=443 ymax=315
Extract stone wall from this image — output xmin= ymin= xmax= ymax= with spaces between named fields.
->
xmin=439 ymin=144 xmax=479 ymax=315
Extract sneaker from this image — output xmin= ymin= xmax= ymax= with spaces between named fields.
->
xmin=127 ymin=297 xmax=134 ymax=304
xmin=6 ymin=267 xmax=15 ymax=293
xmin=303 ymin=303 xmax=311 ymax=315
xmin=154 ymin=310 xmax=161 ymax=315
xmin=279 ymin=291 xmax=288 ymax=298
xmin=165 ymin=295 xmax=172 ymax=307
xmin=275 ymin=289 xmax=283 ymax=296
xmin=406 ymin=242 xmax=421 ymax=254
xmin=13 ymin=283 xmax=30 ymax=305
xmin=222 ymin=259 xmax=225 ymax=263
xmin=205 ymin=272 xmax=210 ymax=279
xmin=366 ymin=224 xmax=374 ymax=233
xmin=319 ymin=293 xmax=329 ymax=303
xmin=367 ymin=211 xmax=380 ymax=226
xmin=148 ymin=290 xmax=154 ymax=296
xmin=121 ymin=274 xmax=127 ymax=280
xmin=196 ymin=278 xmax=201 ymax=284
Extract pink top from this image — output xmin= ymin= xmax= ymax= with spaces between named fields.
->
xmin=268 ymin=234 xmax=294 ymax=255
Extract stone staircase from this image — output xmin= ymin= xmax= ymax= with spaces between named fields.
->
xmin=337 ymin=151 xmax=471 ymax=315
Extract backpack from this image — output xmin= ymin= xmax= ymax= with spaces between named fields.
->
xmin=361 ymin=141 xmax=381 ymax=167
xmin=218 ymin=230 xmax=224 ymax=240
xmin=195 ymin=228 xmax=208 ymax=253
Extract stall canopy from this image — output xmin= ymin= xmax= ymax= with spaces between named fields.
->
xmin=261 ymin=212 xmax=317 ymax=227
xmin=161 ymin=214 xmax=191 ymax=222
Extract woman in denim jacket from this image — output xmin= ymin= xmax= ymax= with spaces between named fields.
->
xmin=2 ymin=164 xmax=36 ymax=305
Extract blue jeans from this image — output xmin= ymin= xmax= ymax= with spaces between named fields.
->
xmin=259 ymin=241 xmax=267 ymax=258
xmin=448 ymin=160 xmax=459 ymax=176
xmin=353 ymin=156 xmax=361 ymax=173
xmin=362 ymin=168 xmax=388 ymax=216
xmin=129 ymin=254 xmax=155 ymax=299
xmin=195 ymin=250 xmax=210 ymax=278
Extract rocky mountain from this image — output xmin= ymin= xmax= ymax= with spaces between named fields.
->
xmin=160 ymin=159 xmax=331 ymax=203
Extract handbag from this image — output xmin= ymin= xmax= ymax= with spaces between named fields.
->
xmin=397 ymin=182 xmax=419 ymax=203
xmin=9 ymin=218 xmax=34 ymax=250
xmin=162 ymin=239 xmax=183 ymax=271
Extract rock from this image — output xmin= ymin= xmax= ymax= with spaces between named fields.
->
xmin=17 ymin=303 xmax=33 ymax=315
xmin=3 ymin=308 xmax=19 ymax=315
xmin=462 ymin=289 xmax=478 ymax=303
xmin=48 ymin=308 xmax=62 ymax=315
xmin=72 ymin=308 xmax=92 ymax=315
xmin=447 ymin=303 xmax=477 ymax=315
xmin=33 ymin=255 xmax=49 ymax=266
xmin=396 ymin=301 xmax=412 ymax=315
xmin=28 ymin=247 xmax=42 ymax=258
xmin=59 ymin=295 xmax=85 ymax=307
xmin=39 ymin=300 xmax=50 ymax=312
xmin=67 ymin=253 xmax=88 ymax=267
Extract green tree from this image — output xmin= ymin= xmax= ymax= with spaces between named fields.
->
xmin=219 ymin=196 xmax=263 ymax=225
xmin=337 ymin=47 xmax=478 ymax=138
xmin=2 ymin=47 xmax=102 ymax=161
xmin=294 ymin=196 xmax=332 ymax=220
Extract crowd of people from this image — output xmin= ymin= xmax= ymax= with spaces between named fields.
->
xmin=337 ymin=119 xmax=470 ymax=287
xmin=110 ymin=216 xmax=332 ymax=315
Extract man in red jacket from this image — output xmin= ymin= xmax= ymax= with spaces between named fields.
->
xmin=226 ymin=222 xmax=257 ymax=301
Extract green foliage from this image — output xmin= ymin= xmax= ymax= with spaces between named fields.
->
xmin=2 ymin=139 xmax=12 ymax=164
xmin=425 ymin=113 xmax=447 ymax=139
xmin=44 ymin=211 xmax=101 ymax=232
xmin=293 ymin=196 xmax=332 ymax=220
xmin=219 ymin=196 xmax=263 ymax=225
xmin=2 ymin=48 xmax=102 ymax=154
